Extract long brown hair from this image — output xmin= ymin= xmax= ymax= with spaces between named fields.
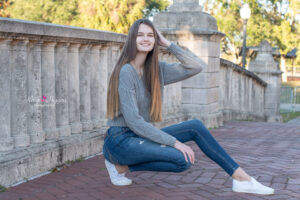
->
xmin=106 ymin=19 xmax=162 ymax=122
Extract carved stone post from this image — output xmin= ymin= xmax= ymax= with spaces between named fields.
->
xmin=99 ymin=46 xmax=109 ymax=126
xmin=153 ymin=0 xmax=224 ymax=128
xmin=11 ymin=40 xmax=30 ymax=147
xmin=0 ymin=39 xmax=14 ymax=150
xmin=28 ymin=41 xmax=45 ymax=143
xmin=42 ymin=42 xmax=59 ymax=140
xmin=79 ymin=44 xmax=93 ymax=131
xmin=90 ymin=45 xmax=102 ymax=129
xmin=248 ymin=41 xmax=282 ymax=122
xmin=55 ymin=43 xmax=71 ymax=137
xmin=68 ymin=44 xmax=83 ymax=134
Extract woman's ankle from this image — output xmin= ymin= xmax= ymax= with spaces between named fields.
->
xmin=232 ymin=167 xmax=251 ymax=181
xmin=115 ymin=164 xmax=129 ymax=174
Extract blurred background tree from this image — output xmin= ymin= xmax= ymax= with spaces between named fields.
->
xmin=0 ymin=0 xmax=12 ymax=17
xmin=3 ymin=0 xmax=170 ymax=33
xmin=202 ymin=0 xmax=300 ymax=67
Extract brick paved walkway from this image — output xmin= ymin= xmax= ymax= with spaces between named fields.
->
xmin=1 ymin=121 xmax=300 ymax=200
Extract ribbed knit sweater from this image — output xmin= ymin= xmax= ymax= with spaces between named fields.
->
xmin=107 ymin=43 xmax=205 ymax=147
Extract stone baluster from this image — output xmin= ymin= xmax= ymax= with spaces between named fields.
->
xmin=106 ymin=46 xmax=113 ymax=85
xmin=11 ymin=40 xmax=30 ymax=147
xmin=99 ymin=46 xmax=109 ymax=126
xmin=90 ymin=45 xmax=102 ymax=129
xmin=27 ymin=41 xmax=45 ymax=143
xmin=68 ymin=44 xmax=83 ymax=134
xmin=108 ymin=45 xmax=119 ymax=80
xmin=79 ymin=44 xmax=93 ymax=131
xmin=0 ymin=39 xmax=14 ymax=151
xmin=55 ymin=43 xmax=71 ymax=137
xmin=112 ymin=45 xmax=120 ymax=67
xmin=41 ymin=42 xmax=59 ymax=140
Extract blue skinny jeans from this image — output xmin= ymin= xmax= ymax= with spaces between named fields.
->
xmin=103 ymin=119 xmax=239 ymax=176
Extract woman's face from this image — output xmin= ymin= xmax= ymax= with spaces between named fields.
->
xmin=136 ymin=23 xmax=155 ymax=53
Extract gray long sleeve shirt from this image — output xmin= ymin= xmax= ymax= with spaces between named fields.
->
xmin=107 ymin=43 xmax=205 ymax=147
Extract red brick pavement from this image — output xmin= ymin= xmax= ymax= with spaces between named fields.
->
xmin=1 ymin=121 xmax=300 ymax=200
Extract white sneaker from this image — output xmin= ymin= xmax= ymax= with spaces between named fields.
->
xmin=232 ymin=177 xmax=274 ymax=195
xmin=104 ymin=160 xmax=132 ymax=186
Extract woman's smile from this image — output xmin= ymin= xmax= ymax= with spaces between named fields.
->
xmin=136 ymin=23 xmax=155 ymax=53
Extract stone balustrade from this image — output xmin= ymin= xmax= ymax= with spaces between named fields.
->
xmin=220 ymin=59 xmax=267 ymax=121
xmin=0 ymin=18 xmax=187 ymax=186
xmin=0 ymin=15 xmax=280 ymax=186
xmin=0 ymin=18 xmax=123 ymax=151
xmin=0 ymin=18 xmax=185 ymax=151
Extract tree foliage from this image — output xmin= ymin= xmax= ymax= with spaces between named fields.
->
xmin=206 ymin=0 xmax=300 ymax=65
xmin=77 ymin=0 xmax=146 ymax=33
xmin=3 ymin=0 xmax=170 ymax=33
xmin=143 ymin=0 xmax=170 ymax=18
xmin=0 ymin=0 xmax=11 ymax=17
xmin=6 ymin=0 xmax=79 ymax=25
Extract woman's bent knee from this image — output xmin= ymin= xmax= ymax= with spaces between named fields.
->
xmin=190 ymin=119 xmax=205 ymax=129
xmin=174 ymin=157 xmax=192 ymax=172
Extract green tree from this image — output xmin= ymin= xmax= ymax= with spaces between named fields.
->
xmin=143 ymin=0 xmax=170 ymax=18
xmin=6 ymin=0 xmax=79 ymax=25
xmin=0 ymin=0 xmax=11 ymax=17
xmin=209 ymin=0 xmax=300 ymax=66
xmin=77 ymin=0 xmax=145 ymax=33
xmin=4 ymin=0 xmax=171 ymax=33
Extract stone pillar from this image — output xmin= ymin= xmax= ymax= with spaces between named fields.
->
xmin=106 ymin=46 xmax=113 ymax=85
xmin=11 ymin=40 xmax=30 ymax=147
xmin=79 ymin=44 xmax=93 ymax=131
xmin=99 ymin=46 xmax=109 ymax=126
xmin=248 ymin=41 xmax=282 ymax=122
xmin=112 ymin=45 xmax=120 ymax=66
xmin=153 ymin=0 xmax=224 ymax=128
xmin=68 ymin=44 xmax=83 ymax=134
xmin=28 ymin=41 xmax=45 ymax=143
xmin=0 ymin=39 xmax=14 ymax=151
xmin=42 ymin=42 xmax=59 ymax=140
xmin=55 ymin=43 xmax=71 ymax=137
xmin=90 ymin=45 xmax=102 ymax=129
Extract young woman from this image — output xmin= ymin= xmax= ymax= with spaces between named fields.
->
xmin=103 ymin=19 xmax=274 ymax=195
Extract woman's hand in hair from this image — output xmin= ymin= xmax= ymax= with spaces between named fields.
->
xmin=174 ymin=140 xmax=195 ymax=164
xmin=156 ymin=29 xmax=171 ymax=48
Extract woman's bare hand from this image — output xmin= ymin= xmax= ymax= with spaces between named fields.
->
xmin=156 ymin=29 xmax=171 ymax=48
xmin=174 ymin=140 xmax=195 ymax=164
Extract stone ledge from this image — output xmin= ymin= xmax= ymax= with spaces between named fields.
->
xmin=222 ymin=109 xmax=265 ymax=122
xmin=0 ymin=17 xmax=126 ymax=43
xmin=220 ymin=58 xmax=267 ymax=87
xmin=0 ymin=128 xmax=107 ymax=187
xmin=160 ymin=28 xmax=225 ymax=37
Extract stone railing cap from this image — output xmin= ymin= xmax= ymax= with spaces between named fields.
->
xmin=220 ymin=58 xmax=267 ymax=87
xmin=0 ymin=17 xmax=127 ymax=43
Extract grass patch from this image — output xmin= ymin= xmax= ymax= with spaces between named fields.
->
xmin=281 ymin=81 xmax=300 ymax=104
xmin=281 ymin=112 xmax=300 ymax=123
xmin=0 ymin=185 xmax=7 ymax=192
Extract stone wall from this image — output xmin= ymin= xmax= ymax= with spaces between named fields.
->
xmin=220 ymin=59 xmax=267 ymax=121
xmin=0 ymin=18 xmax=182 ymax=186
